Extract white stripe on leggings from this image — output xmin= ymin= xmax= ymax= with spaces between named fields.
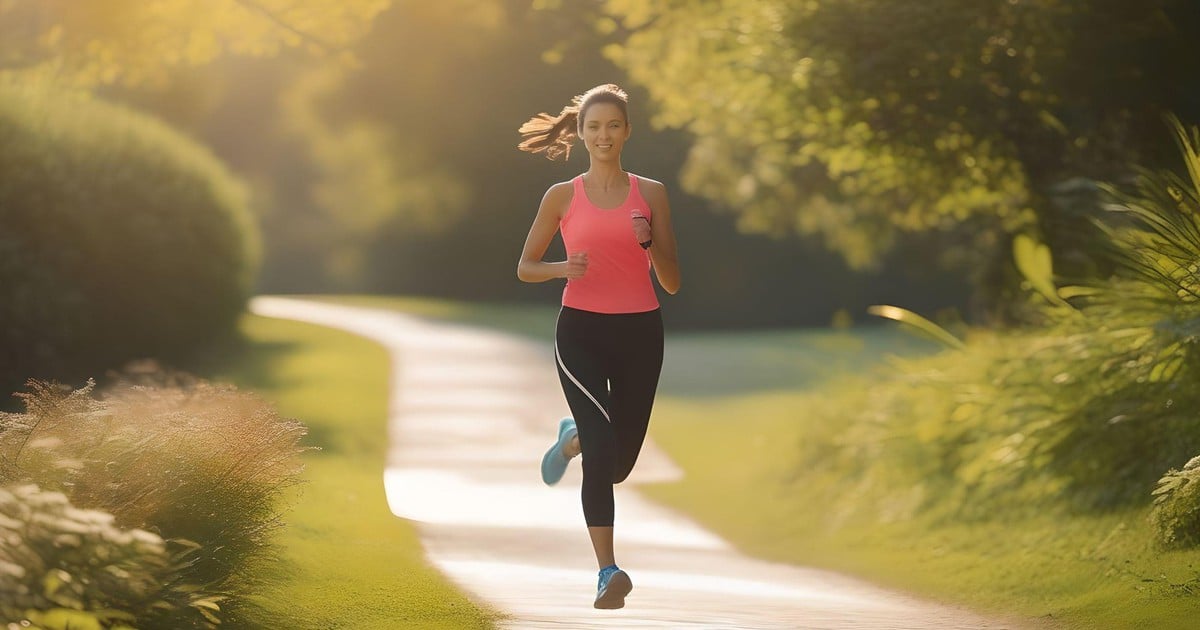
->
xmin=555 ymin=339 xmax=610 ymax=422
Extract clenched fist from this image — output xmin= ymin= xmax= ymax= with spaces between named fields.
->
xmin=631 ymin=210 xmax=652 ymax=249
xmin=566 ymin=251 xmax=589 ymax=279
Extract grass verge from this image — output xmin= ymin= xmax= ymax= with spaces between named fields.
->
xmin=642 ymin=342 xmax=1200 ymax=630
xmin=199 ymin=312 xmax=497 ymax=629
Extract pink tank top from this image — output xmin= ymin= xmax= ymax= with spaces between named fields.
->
xmin=560 ymin=173 xmax=659 ymax=314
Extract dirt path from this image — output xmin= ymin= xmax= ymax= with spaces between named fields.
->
xmin=251 ymin=296 xmax=1015 ymax=629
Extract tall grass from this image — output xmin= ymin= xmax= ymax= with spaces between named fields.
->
xmin=0 ymin=371 xmax=310 ymax=626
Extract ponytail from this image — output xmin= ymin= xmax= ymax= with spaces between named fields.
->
xmin=517 ymin=101 xmax=581 ymax=161
xmin=517 ymin=84 xmax=629 ymax=161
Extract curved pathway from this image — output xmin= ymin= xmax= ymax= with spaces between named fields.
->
xmin=250 ymin=296 xmax=1016 ymax=629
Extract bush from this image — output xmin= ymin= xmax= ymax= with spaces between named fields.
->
xmin=0 ymin=77 xmax=260 ymax=401
xmin=0 ymin=375 xmax=309 ymax=618
xmin=1152 ymin=456 xmax=1200 ymax=549
xmin=787 ymin=119 xmax=1200 ymax=529
xmin=0 ymin=483 xmax=223 ymax=629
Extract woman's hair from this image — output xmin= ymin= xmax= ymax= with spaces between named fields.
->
xmin=517 ymin=84 xmax=629 ymax=161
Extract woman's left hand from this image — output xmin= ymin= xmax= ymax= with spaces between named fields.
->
xmin=631 ymin=210 xmax=652 ymax=248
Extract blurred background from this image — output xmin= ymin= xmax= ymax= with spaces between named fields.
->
xmin=8 ymin=0 xmax=1198 ymax=399
xmin=7 ymin=3 xmax=1200 ymax=627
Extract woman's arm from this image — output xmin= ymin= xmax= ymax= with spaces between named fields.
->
xmin=642 ymin=178 xmax=681 ymax=294
xmin=517 ymin=182 xmax=586 ymax=283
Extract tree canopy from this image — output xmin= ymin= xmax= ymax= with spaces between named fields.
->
xmin=50 ymin=0 xmax=989 ymax=326
xmin=0 ymin=0 xmax=389 ymax=85
xmin=600 ymin=0 xmax=1200 ymax=283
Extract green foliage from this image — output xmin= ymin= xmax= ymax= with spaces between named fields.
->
xmin=97 ymin=1 xmax=974 ymax=329
xmin=777 ymin=120 xmax=1200 ymax=534
xmin=866 ymin=304 xmax=964 ymax=350
xmin=1091 ymin=118 xmax=1200 ymax=310
xmin=0 ymin=375 xmax=310 ymax=620
xmin=203 ymin=311 xmax=498 ymax=628
xmin=647 ymin=391 xmax=1200 ymax=627
xmin=0 ymin=483 xmax=222 ymax=629
xmin=600 ymin=0 xmax=1200 ymax=296
xmin=631 ymin=120 xmax=1200 ymax=622
xmin=0 ymin=0 xmax=390 ymax=86
xmin=277 ymin=60 xmax=470 ymax=286
xmin=1012 ymin=233 xmax=1069 ymax=308
xmin=0 ymin=78 xmax=260 ymax=399
xmin=1152 ymin=456 xmax=1200 ymax=549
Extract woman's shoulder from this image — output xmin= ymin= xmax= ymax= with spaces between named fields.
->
xmin=543 ymin=178 xmax=577 ymax=202
xmin=630 ymin=173 xmax=668 ymax=201
xmin=630 ymin=173 xmax=664 ymax=188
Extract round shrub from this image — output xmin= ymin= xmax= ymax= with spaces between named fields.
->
xmin=0 ymin=79 xmax=260 ymax=398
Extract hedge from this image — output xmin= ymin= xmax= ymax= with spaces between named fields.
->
xmin=0 ymin=79 xmax=260 ymax=399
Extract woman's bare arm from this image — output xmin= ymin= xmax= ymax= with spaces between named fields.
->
xmin=641 ymin=178 xmax=680 ymax=294
xmin=517 ymin=182 xmax=586 ymax=282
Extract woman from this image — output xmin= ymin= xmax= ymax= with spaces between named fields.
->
xmin=516 ymin=83 xmax=681 ymax=610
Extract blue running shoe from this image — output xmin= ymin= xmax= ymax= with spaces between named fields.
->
xmin=540 ymin=417 xmax=578 ymax=486
xmin=594 ymin=564 xmax=632 ymax=609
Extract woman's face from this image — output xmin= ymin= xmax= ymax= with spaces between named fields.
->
xmin=580 ymin=102 xmax=630 ymax=161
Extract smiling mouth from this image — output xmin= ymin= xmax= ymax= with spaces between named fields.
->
xmin=596 ymin=144 xmax=612 ymax=149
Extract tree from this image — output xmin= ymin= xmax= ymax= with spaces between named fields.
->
xmin=0 ymin=0 xmax=389 ymax=86
xmin=92 ymin=0 xmax=978 ymax=327
xmin=599 ymin=0 xmax=1200 ymax=307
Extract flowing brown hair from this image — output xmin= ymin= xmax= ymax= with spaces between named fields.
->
xmin=517 ymin=84 xmax=629 ymax=161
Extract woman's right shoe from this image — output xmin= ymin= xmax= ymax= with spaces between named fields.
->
xmin=594 ymin=565 xmax=632 ymax=609
xmin=540 ymin=417 xmax=578 ymax=486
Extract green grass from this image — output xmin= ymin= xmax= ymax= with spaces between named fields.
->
xmin=200 ymin=313 xmax=497 ymax=629
xmin=300 ymin=293 xmax=939 ymax=397
xmin=220 ymin=295 xmax=1200 ymax=629
xmin=657 ymin=325 xmax=938 ymax=397
xmin=641 ymin=340 xmax=1200 ymax=630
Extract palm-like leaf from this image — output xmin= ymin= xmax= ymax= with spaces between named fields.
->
xmin=1096 ymin=116 xmax=1200 ymax=306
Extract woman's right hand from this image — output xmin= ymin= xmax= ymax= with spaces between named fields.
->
xmin=565 ymin=251 xmax=589 ymax=279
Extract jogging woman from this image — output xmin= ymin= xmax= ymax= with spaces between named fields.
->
xmin=516 ymin=83 xmax=681 ymax=610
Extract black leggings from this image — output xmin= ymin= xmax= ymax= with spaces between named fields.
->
xmin=555 ymin=306 xmax=664 ymax=527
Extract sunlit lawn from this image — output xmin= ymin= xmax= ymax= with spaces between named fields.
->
xmin=642 ymin=336 xmax=1200 ymax=630
xmin=643 ymin=390 xmax=1200 ymax=629
xmin=201 ymin=313 xmax=497 ymax=629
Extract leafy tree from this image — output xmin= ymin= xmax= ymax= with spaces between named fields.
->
xmin=277 ymin=61 xmax=470 ymax=286
xmin=599 ymin=0 xmax=1200 ymax=308
xmin=0 ymin=0 xmax=392 ymax=315
xmin=0 ymin=0 xmax=389 ymax=85
xmin=97 ymin=0 xmax=977 ymax=326
xmin=273 ymin=0 xmax=601 ymax=292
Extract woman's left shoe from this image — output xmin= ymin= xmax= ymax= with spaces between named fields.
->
xmin=593 ymin=564 xmax=632 ymax=609
xmin=540 ymin=417 xmax=578 ymax=486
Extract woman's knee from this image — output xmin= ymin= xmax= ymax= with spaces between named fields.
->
xmin=611 ymin=460 xmax=637 ymax=484
xmin=581 ymin=450 xmax=615 ymax=481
